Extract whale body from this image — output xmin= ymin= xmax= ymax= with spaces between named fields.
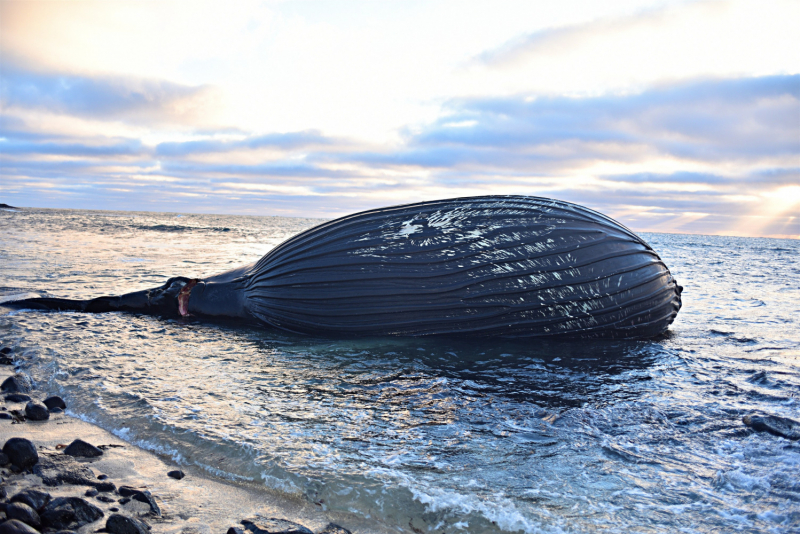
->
xmin=9 ymin=196 xmax=682 ymax=338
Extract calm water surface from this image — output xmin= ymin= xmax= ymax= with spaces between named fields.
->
xmin=1 ymin=207 xmax=798 ymax=533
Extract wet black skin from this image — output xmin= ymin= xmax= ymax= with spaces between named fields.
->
xmin=4 ymin=196 xmax=683 ymax=339
xmin=9 ymin=277 xmax=197 ymax=317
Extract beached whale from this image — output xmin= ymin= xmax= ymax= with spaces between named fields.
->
xmin=8 ymin=196 xmax=682 ymax=338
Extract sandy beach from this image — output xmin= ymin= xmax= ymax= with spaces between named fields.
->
xmin=0 ymin=367 xmax=393 ymax=534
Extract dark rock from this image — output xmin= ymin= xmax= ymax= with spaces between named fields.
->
xmin=6 ymin=502 xmax=41 ymax=529
xmin=10 ymin=490 xmax=51 ymax=512
xmin=43 ymin=397 xmax=66 ymax=411
xmin=319 ymin=524 xmax=352 ymax=534
xmin=110 ymin=507 xmax=119 ymax=512
xmin=24 ymin=401 xmax=49 ymax=422
xmin=227 ymin=528 xmax=245 ymax=534
xmin=166 ymin=470 xmax=184 ymax=480
xmin=743 ymin=413 xmax=800 ymax=440
xmin=117 ymin=487 xmax=137 ymax=497
xmin=62 ymin=439 xmax=102 ymax=458
xmin=116 ymin=487 xmax=159 ymax=516
xmin=32 ymin=453 xmax=98 ymax=487
xmin=2 ymin=438 xmax=38 ymax=469
xmin=96 ymin=482 xmax=116 ymax=493
xmin=4 ymin=394 xmax=31 ymax=403
xmin=106 ymin=513 xmax=149 ymax=534
xmin=40 ymin=497 xmax=103 ymax=530
xmin=97 ymin=474 xmax=109 ymax=480
xmin=49 ymin=407 xmax=63 ymax=414
xmin=0 ymin=412 xmax=13 ymax=420
xmin=53 ymin=532 xmax=78 ymax=534
xmin=0 ymin=519 xmax=40 ymax=534
xmin=96 ymin=495 xmax=115 ymax=503
xmin=241 ymin=518 xmax=313 ymax=534
xmin=1 ymin=375 xmax=32 ymax=394
xmin=0 ymin=486 xmax=6 ymax=499
xmin=0 ymin=355 xmax=13 ymax=365
xmin=0 ymin=452 xmax=9 ymax=465
xmin=84 ymin=489 xmax=98 ymax=498
xmin=0 ymin=347 xmax=12 ymax=355
xmin=117 ymin=498 xmax=130 ymax=505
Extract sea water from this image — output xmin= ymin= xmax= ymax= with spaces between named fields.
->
xmin=1 ymin=207 xmax=798 ymax=533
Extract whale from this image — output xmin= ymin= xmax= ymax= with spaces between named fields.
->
xmin=7 ymin=195 xmax=682 ymax=338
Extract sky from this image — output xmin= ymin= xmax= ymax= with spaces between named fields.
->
xmin=1 ymin=0 xmax=798 ymax=238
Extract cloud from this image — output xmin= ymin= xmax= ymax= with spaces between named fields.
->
xmin=161 ymin=161 xmax=357 ymax=179
xmin=601 ymin=169 xmax=800 ymax=187
xmin=476 ymin=1 xmax=706 ymax=67
xmin=0 ymin=65 xmax=220 ymax=126
xmin=1 ymin=70 xmax=798 ymax=237
xmin=155 ymin=131 xmax=335 ymax=157
xmin=0 ymin=138 xmax=146 ymax=157
xmin=381 ymin=75 xmax=800 ymax=168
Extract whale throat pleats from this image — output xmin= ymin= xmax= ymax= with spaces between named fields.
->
xmin=242 ymin=196 xmax=682 ymax=338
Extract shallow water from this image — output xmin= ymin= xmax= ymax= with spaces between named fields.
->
xmin=1 ymin=207 xmax=798 ymax=533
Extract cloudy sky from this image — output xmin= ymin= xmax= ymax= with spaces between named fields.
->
xmin=1 ymin=0 xmax=798 ymax=238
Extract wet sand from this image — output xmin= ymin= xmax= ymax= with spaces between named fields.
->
xmin=1 ymin=369 xmax=396 ymax=533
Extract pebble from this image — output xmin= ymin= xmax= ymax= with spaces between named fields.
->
xmin=10 ymin=489 xmax=51 ymax=512
xmin=0 ymin=348 xmax=13 ymax=366
xmin=96 ymin=495 xmax=115 ymax=503
xmin=319 ymin=524 xmax=353 ymax=534
xmin=84 ymin=489 xmax=99 ymax=497
xmin=118 ymin=486 xmax=160 ymax=516
xmin=2 ymin=438 xmax=39 ymax=469
xmin=6 ymin=501 xmax=42 ymax=529
xmin=0 ymin=412 xmax=12 ymax=420
xmin=62 ymin=439 xmax=103 ymax=458
xmin=106 ymin=513 xmax=150 ymax=534
xmin=167 ymin=469 xmax=185 ymax=480
xmin=43 ymin=396 xmax=67 ymax=411
xmin=33 ymin=453 xmax=99 ymax=486
xmin=24 ymin=401 xmax=50 ymax=421
xmin=241 ymin=517 xmax=313 ymax=534
xmin=1 ymin=375 xmax=32 ymax=394
xmin=40 ymin=497 xmax=104 ymax=530
xmin=0 ymin=519 xmax=41 ymax=534
xmin=4 ymin=394 xmax=31 ymax=403
xmin=96 ymin=481 xmax=116 ymax=492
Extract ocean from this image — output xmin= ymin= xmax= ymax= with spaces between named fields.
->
xmin=1 ymin=207 xmax=798 ymax=533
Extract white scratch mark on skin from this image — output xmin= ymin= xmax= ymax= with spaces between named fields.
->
xmin=397 ymin=219 xmax=423 ymax=237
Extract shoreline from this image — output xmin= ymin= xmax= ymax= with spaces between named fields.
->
xmin=0 ymin=366 xmax=395 ymax=534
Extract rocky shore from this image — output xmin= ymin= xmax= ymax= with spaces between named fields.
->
xmin=0 ymin=345 xmax=382 ymax=534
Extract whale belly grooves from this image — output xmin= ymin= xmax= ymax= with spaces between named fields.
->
xmin=238 ymin=196 xmax=683 ymax=338
xmin=6 ymin=195 xmax=682 ymax=339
